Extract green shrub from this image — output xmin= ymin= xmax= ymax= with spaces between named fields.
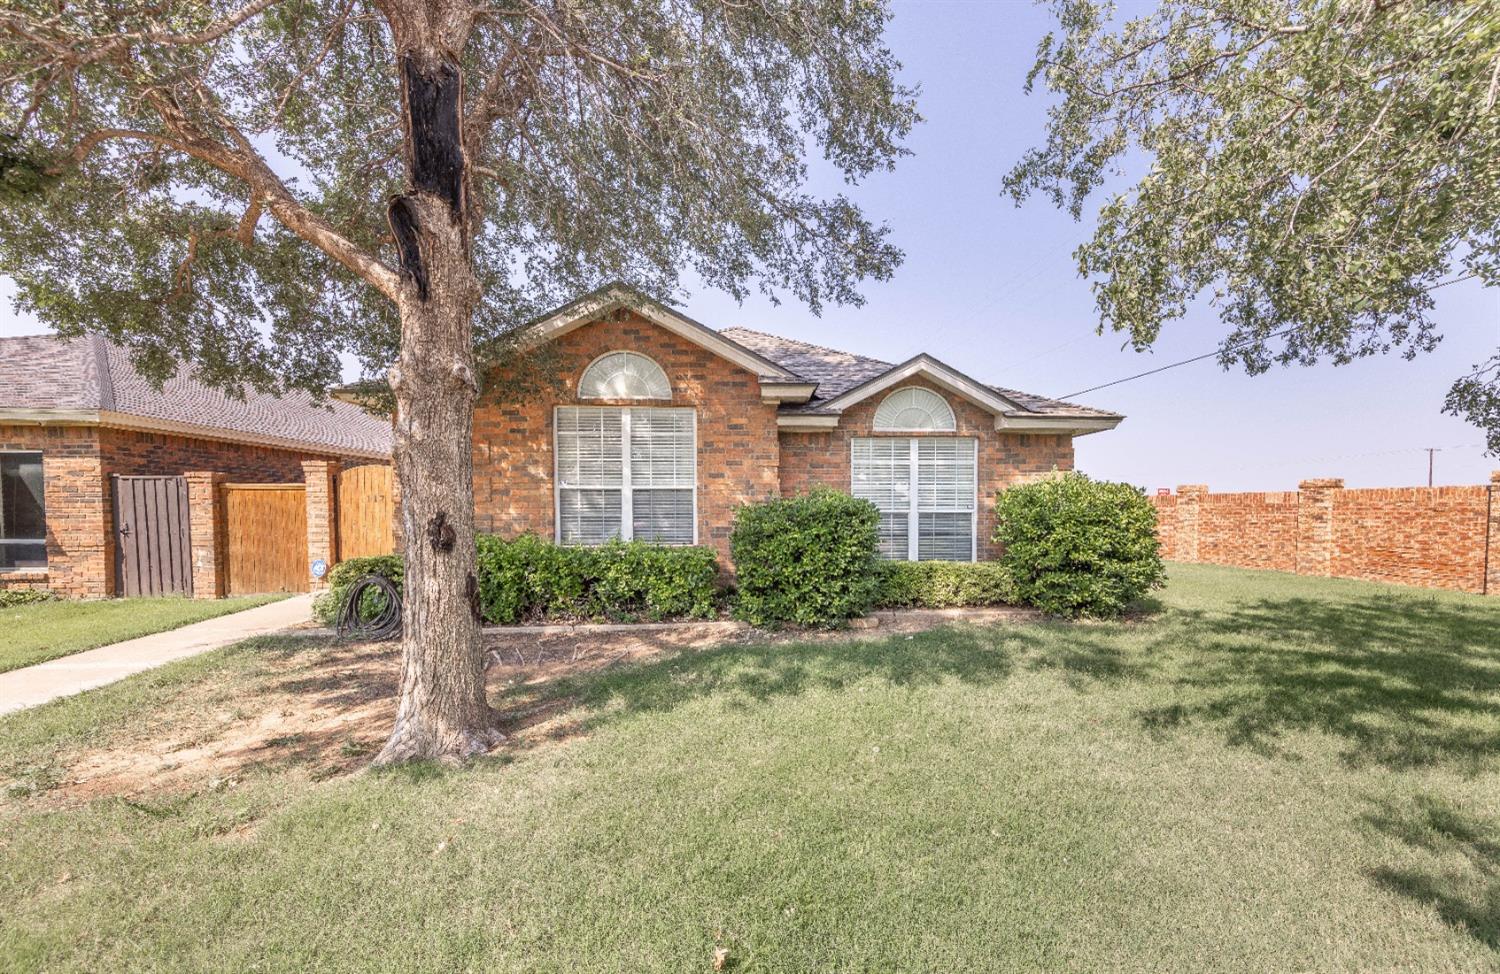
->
xmin=872 ymin=560 xmax=1016 ymax=609
xmin=730 ymin=489 xmax=880 ymax=628
xmin=476 ymin=535 xmax=719 ymax=623
xmin=993 ymin=472 xmax=1165 ymax=618
xmin=326 ymin=536 xmax=720 ymax=627
xmin=0 ymin=589 xmax=56 ymax=608
xmin=313 ymin=554 xmax=404 ymax=625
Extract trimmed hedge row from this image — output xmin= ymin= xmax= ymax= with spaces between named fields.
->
xmin=872 ymin=560 xmax=1016 ymax=609
xmin=312 ymin=537 xmax=719 ymax=626
xmin=315 ymin=474 xmax=1161 ymax=629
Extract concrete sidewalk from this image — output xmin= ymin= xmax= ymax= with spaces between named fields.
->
xmin=0 ymin=594 xmax=315 ymax=717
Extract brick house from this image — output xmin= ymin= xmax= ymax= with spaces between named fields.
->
xmin=1 ymin=334 xmax=390 ymax=598
xmin=476 ymin=284 xmax=1122 ymax=567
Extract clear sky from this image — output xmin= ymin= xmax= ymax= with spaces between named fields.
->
xmin=2 ymin=0 xmax=1496 ymax=491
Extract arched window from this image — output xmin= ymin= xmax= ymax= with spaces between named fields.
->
xmin=873 ymin=386 xmax=956 ymax=432
xmin=578 ymin=351 xmax=672 ymax=400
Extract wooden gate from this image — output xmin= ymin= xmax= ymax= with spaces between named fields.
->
xmin=337 ymin=464 xmax=395 ymax=560
xmin=223 ymin=483 xmax=308 ymax=595
xmin=113 ymin=475 xmax=192 ymax=597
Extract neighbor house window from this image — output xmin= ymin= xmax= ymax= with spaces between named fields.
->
xmin=555 ymin=406 xmax=696 ymax=545
xmin=0 ymin=452 xmax=46 ymax=570
xmin=578 ymin=351 xmax=672 ymax=400
xmin=852 ymin=437 xmax=976 ymax=561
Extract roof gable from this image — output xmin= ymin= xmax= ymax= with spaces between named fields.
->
xmin=518 ymin=284 xmax=801 ymax=382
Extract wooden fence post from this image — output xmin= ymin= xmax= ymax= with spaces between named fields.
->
xmin=1487 ymin=471 xmax=1500 ymax=596
xmin=302 ymin=459 xmax=341 ymax=590
xmin=1296 ymin=478 xmax=1343 ymax=578
xmin=185 ymin=471 xmax=226 ymax=599
xmin=1175 ymin=484 xmax=1208 ymax=563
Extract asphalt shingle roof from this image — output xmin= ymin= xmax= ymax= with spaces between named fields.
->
xmin=0 ymin=334 xmax=391 ymax=458
xmin=719 ymin=326 xmax=1118 ymax=418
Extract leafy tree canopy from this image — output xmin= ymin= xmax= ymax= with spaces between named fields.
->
xmin=0 ymin=0 xmax=917 ymax=395
xmin=1007 ymin=0 xmax=1500 ymax=452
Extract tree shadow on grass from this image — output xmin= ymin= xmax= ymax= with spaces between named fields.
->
xmin=1136 ymin=595 xmax=1500 ymax=771
xmin=1363 ymin=795 xmax=1500 ymax=949
xmin=529 ymin=620 xmax=1150 ymax=739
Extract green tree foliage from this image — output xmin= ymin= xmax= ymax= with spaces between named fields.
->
xmin=730 ymin=489 xmax=880 ymax=627
xmin=0 ymin=0 xmax=916 ymax=395
xmin=1007 ymin=0 xmax=1500 ymax=452
xmin=994 ymin=473 xmax=1165 ymax=618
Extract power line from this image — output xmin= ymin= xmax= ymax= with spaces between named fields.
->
xmin=1055 ymin=274 xmax=1486 ymax=402
xmin=1058 ymin=326 xmax=1298 ymax=400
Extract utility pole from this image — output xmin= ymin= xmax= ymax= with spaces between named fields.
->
xmin=1426 ymin=447 xmax=1440 ymax=487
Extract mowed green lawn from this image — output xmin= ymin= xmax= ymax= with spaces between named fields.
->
xmin=0 ymin=595 xmax=285 ymax=673
xmin=3 ymin=564 xmax=1500 ymax=972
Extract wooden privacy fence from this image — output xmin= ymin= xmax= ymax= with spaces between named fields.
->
xmin=112 ymin=475 xmax=192 ymax=597
xmin=337 ymin=464 xmax=395 ymax=560
xmin=1152 ymin=473 xmax=1500 ymax=596
xmin=222 ymin=483 xmax=309 ymax=595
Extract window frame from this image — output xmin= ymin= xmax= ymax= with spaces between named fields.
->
xmin=0 ymin=450 xmax=47 ymax=572
xmin=553 ymin=406 xmax=699 ymax=546
xmin=872 ymin=385 xmax=958 ymax=433
xmin=851 ymin=436 xmax=978 ymax=562
xmin=577 ymin=350 xmax=673 ymax=401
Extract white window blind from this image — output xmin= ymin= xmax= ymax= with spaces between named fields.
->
xmin=556 ymin=407 xmax=695 ymax=544
xmin=852 ymin=437 xmax=976 ymax=561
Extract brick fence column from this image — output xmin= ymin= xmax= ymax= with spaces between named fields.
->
xmin=302 ymin=459 xmax=341 ymax=590
xmin=1296 ymin=478 xmax=1344 ymax=577
xmin=1487 ymin=471 xmax=1500 ymax=596
xmin=185 ymin=471 xmax=226 ymax=599
xmin=1175 ymin=484 xmax=1208 ymax=563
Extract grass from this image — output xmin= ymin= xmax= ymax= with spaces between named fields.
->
xmin=4 ymin=564 xmax=1500 ymax=971
xmin=0 ymin=594 xmax=285 ymax=673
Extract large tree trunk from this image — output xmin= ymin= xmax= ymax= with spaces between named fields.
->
xmin=372 ymin=42 xmax=502 ymax=765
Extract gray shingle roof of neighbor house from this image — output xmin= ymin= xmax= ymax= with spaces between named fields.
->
xmin=0 ymin=334 xmax=392 ymax=459
xmin=719 ymin=327 xmax=1121 ymax=420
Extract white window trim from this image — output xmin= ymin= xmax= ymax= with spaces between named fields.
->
xmin=0 ymin=449 xmax=47 ymax=570
xmin=577 ymin=350 xmax=673 ymax=401
xmin=553 ymin=406 xmax=698 ymax=545
xmin=851 ymin=436 xmax=978 ymax=562
xmin=873 ymin=386 xmax=958 ymax=433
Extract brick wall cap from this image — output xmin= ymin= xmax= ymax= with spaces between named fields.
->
xmin=1176 ymin=484 xmax=1210 ymax=495
xmin=1491 ymin=470 xmax=1500 ymax=485
xmin=1299 ymin=478 xmax=1345 ymax=490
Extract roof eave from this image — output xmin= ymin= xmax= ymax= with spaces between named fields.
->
xmin=0 ymin=407 xmax=391 ymax=460
xmin=516 ymin=283 xmax=803 ymax=383
xmin=995 ymin=414 xmax=1123 ymax=436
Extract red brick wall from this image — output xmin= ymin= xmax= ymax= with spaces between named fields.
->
xmin=1330 ymin=486 xmax=1491 ymax=593
xmin=1 ymin=425 xmax=106 ymax=598
xmin=1152 ymin=477 xmax=1500 ymax=595
xmin=777 ymin=375 xmax=1074 ymax=560
xmin=474 ymin=312 xmax=782 ymax=566
xmin=1198 ymin=491 xmax=1299 ymax=573
xmin=1153 ymin=494 xmax=1178 ymax=560
xmin=3 ymin=423 xmax=358 ymax=598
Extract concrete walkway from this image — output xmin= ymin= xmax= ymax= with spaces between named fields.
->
xmin=0 ymin=594 xmax=315 ymax=717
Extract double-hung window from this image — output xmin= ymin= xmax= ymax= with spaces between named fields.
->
xmin=852 ymin=437 xmax=977 ymax=561
xmin=555 ymin=406 xmax=696 ymax=545
xmin=0 ymin=451 xmax=46 ymax=570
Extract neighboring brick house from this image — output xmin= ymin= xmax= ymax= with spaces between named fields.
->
xmin=1 ymin=334 xmax=390 ymax=598
xmin=478 ymin=284 xmax=1122 ymax=567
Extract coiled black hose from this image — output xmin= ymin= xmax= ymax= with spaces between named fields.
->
xmin=335 ymin=574 xmax=403 ymax=642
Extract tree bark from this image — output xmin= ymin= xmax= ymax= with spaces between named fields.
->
xmin=372 ymin=43 xmax=502 ymax=765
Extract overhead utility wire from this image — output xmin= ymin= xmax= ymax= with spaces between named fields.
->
xmin=1057 ymin=274 xmax=1484 ymax=401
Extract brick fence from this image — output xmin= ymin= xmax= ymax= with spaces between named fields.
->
xmin=1151 ymin=472 xmax=1500 ymax=595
